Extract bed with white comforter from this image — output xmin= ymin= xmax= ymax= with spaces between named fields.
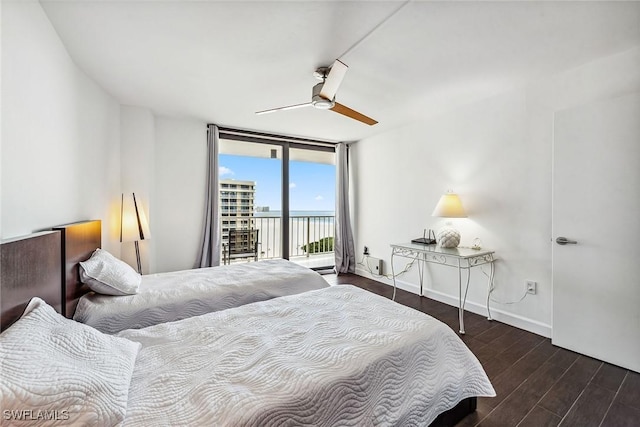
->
xmin=119 ymin=285 xmax=495 ymax=426
xmin=74 ymin=259 xmax=329 ymax=334
xmin=1 ymin=285 xmax=494 ymax=426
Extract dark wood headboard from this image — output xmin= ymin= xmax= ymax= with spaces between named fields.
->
xmin=0 ymin=231 xmax=62 ymax=331
xmin=52 ymin=220 xmax=101 ymax=318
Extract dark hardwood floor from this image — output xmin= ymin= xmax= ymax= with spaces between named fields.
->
xmin=324 ymin=273 xmax=640 ymax=427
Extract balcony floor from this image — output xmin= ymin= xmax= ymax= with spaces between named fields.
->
xmin=290 ymin=253 xmax=335 ymax=270
xmin=225 ymin=253 xmax=334 ymax=270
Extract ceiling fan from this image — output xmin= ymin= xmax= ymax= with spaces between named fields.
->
xmin=255 ymin=60 xmax=378 ymax=126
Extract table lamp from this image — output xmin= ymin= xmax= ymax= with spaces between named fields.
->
xmin=432 ymin=191 xmax=467 ymax=248
xmin=120 ymin=193 xmax=151 ymax=274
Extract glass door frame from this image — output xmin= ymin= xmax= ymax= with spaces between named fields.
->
xmin=217 ymin=128 xmax=336 ymax=261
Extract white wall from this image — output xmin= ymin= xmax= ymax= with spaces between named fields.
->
xmin=1 ymin=1 xmax=121 ymax=253
xmin=154 ymin=117 xmax=207 ymax=273
xmin=120 ymin=106 xmax=155 ymax=272
xmin=117 ymin=112 xmax=207 ymax=274
xmin=351 ymin=47 xmax=640 ymax=337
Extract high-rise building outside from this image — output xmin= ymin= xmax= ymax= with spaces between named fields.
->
xmin=220 ymin=179 xmax=257 ymax=259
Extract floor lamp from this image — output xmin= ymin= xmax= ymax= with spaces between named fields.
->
xmin=120 ymin=193 xmax=151 ymax=274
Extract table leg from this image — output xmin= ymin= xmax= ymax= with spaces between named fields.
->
xmin=458 ymin=259 xmax=465 ymax=334
xmin=391 ymin=250 xmax=397 ymax=301
xmin=417 ymin=253 xmax=425 ymax=297
xmin=486 ymin=257 xmax=495 ymax=321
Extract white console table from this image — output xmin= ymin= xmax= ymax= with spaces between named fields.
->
xmin=390 ymin=243 xmax=495 ymax=334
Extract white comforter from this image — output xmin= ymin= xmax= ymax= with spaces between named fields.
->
xmin=119 ymin=285 xmax=495 ymax=426
xmin=74 ymin=259 xmax=328 ymax=334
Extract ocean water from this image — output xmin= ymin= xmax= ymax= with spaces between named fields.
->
xmin=255 ymin=210 xmax=335 ymax=218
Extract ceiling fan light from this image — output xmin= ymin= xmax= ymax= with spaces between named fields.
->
xmin=312 ymin=97 xmax=335 ymax=109
xmin=311 ymin=82 xmax=335 ymax=110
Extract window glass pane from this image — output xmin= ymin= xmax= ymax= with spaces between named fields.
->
xmin=289 ymin=147 xmax=335 ymax=269
xmin=219 ymin=139 xmax=282 ymax=261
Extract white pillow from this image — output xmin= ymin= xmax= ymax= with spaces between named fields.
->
xmin=0 ymin=297 xmax=141 ymax=426
xmin=79 ymin=248 xmax=141 ymax=295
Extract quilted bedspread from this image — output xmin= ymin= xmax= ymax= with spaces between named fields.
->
xmin=119 ymin=285 xmax=495 ymax=426
xmin=74 ymin=259 xmax=328 ymax=334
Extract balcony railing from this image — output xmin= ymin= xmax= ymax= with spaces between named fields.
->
xmin=221 ymin=215 xmax=335 ymax=263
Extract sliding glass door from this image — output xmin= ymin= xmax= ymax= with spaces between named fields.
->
xmin=288 ymin=147 xmax=335 ymax=269
xmin=218 ymin=137 xmax=335 ymax=269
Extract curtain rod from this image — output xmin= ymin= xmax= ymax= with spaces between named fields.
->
xmin=212 ymin=125 xmax=339 ymax=148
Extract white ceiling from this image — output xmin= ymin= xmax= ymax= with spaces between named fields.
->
xmin=41 ymin=1 xmax=640 ymax=143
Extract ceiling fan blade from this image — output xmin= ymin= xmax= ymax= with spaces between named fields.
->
xmin=256 ymin=102 xmax=312 ymax=115
xmin=331 ymin=102 xmax=378 ymax=126
xmin=319 ymin=60 xmax=348 ymax=100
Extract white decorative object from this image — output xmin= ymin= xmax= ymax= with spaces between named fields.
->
xmin=472 ymin=238 xmax=482 ymax=250
xmin=432 ymin=191 xmax=467 ymax=248
xmin=437 ymin=227 xmax=461 ymax=248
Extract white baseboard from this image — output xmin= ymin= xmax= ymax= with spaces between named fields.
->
xmin=354 ymin=268 xmax=552 ymax=338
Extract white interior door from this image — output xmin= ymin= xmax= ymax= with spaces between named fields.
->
xmin=552 ymin=92 xmax=640 ymax=372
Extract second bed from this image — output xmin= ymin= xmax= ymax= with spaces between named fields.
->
xmin=55 ymin=220 xmax=329 ymax=334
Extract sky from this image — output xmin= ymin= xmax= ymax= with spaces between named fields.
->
xmin=219 ymin=154 xmax=335 ymax=212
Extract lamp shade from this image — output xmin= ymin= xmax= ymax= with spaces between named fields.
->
xmin=120 ymin=193 xmax=151 ymax=243
xmin=432 ymin=192 xmax=467 ymax=218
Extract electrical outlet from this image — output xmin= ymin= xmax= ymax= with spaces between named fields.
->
xmin=366 ymin=257 xmax=383 ymax=275
xmin=526 ymin=280 xmax=537 ymax=295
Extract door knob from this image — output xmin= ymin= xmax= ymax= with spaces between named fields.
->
xmin=556 ymin=237 xmax=578 ymax=245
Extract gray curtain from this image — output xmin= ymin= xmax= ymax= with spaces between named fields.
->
xmin=334 ymin=142 xmax=356 ymax=273
xmin=195 ymin=124 xmax=222 ymax=268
